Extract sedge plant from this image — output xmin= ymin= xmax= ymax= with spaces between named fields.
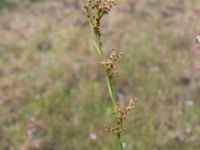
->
xmin=84 ymin=0 xmax=137 ymax=149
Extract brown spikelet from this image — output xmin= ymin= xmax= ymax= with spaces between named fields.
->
xmin=105 ymin=98 xmax=138 ymax=135
xmin=84 ymin=0 xmax=116 ymax=38
xmin=102 ymin=49 xmax=121 ymax=77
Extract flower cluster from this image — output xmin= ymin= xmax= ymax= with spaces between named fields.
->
xmin=102 ymin=49 xmax=121 ymax=77
xmin=105 ymin=98 xmax=138 ymax=135
xmin=84 ymin=0 xmax=116 ymax=38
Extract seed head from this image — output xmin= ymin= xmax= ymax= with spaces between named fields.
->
xmin=106 ymin=98 xmax=138 ymax=135
xmin=102 ymin=49 xmax=121 ymax=77
xmin=84 ymin=0 xmax=116 ymax=38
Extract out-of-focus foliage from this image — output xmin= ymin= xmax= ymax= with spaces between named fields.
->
xmin=0 ymin=0 xmax=44 ymax=12
xmin=0 ymin=0 xmax=200 ymax=150
xmin=0 ymin=0 xmax=21 ymax=9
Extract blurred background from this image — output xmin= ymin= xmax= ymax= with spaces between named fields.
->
xmin=0 ymin=0 xmax=200 ymax=149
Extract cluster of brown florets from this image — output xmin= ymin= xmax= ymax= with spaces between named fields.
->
xmin=105 ymin=98 xmax=137 ymax=135
xmin=102 ymin=49 xmax=121 ymax=77
xmin=84 ymin=0 xmax=116 ymax=38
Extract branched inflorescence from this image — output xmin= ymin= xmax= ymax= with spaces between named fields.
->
xmin=84 ymin=0 xmax=137 ymax=149
xmin=105 ymin=98 xmax=137 ymax=135
xmin=84 ymin=0 xmax=116 ymax=39
xmin=102 ymin=48 xmax=121 ymax=77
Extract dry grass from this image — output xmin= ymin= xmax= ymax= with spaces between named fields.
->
xmin=0 ymin=0 xmax=200 ymax=149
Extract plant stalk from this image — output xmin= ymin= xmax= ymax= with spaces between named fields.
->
xmin=91 ymin=27 xmax=124 ymax=150
xmin=118 ymin=133 xmax=123 ymax=150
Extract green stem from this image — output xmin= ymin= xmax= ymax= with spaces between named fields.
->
xmin=89 ymin=19 xmax=124 ymax=150
xmin=87 ymin=17 xmax=103 ymax=58
xmin=118 ymin=133 xmax=124 ymax=150
xmin=106 ymin=75 xmax=117 ymax=112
